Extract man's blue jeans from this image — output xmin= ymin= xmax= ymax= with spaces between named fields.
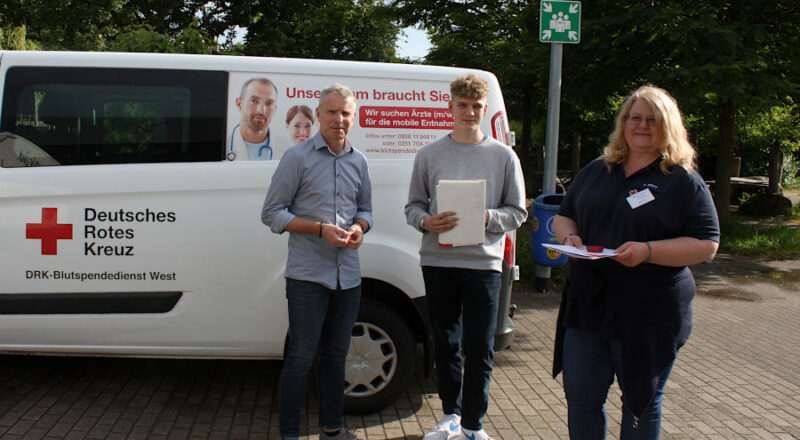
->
xmin=422 ymin=266 xmax=501 ymax=432
xmin=279 ymin=279 xmax=361 ymax=438
xmin=562 ymin=327 xmax=676 ymax=440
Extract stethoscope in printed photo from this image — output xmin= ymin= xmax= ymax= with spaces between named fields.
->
xmin=227 ymin=124 xmax=273 ymax=161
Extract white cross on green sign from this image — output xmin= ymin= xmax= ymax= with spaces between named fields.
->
xmin=539 ymin=1 xmax=581 ymax=44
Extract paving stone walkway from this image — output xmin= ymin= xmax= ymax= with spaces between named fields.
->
xmin=1 ymin=253 xmax=798 ymax=439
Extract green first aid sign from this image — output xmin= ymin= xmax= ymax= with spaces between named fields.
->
xmin=539 ymin=1 xmax=581 ymax=44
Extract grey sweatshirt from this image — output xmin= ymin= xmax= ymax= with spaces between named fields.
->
xmin=404 ymin=134 xmax=528 ymax=272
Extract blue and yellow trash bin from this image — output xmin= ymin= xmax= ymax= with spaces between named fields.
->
xmin=530 ymin=193 xmax=568 ymax=267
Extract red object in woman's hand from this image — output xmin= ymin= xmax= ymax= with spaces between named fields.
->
xmin=586 ymin=245 xmax=604 ymax=253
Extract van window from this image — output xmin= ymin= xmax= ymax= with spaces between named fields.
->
xmin=1 ymin=67 xmax=227 ymax=167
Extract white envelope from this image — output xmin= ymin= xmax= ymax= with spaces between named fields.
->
xmin=437 ymin=179 xmax=486 ymax=247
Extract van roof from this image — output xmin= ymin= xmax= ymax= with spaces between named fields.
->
xmin=0 ymin=50 xmax=500 ymax=84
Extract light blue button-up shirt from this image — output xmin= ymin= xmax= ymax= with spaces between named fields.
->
xmin=261 ymin=132 xmax=373 ymax=290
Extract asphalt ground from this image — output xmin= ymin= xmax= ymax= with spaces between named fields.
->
xmin=1 ymin=253 xmax=799 ymax=439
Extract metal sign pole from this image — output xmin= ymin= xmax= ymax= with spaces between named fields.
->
xmin=535 ymin=42 xmax=564 ymax=291
xmin=543 ymin=43 xmax=562 ymax=195
xmin=535 ymin=0 xmax=579 ymax=291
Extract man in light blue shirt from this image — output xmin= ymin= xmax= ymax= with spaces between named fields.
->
xmin=262 ymin=84 xmax=372 ymax=440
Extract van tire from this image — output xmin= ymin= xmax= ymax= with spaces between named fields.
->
xmin=343 ymin=299 xmax=415 ymax=413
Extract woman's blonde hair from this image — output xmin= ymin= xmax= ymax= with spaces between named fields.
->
xmin=603 ymin=85 xmax=696 ymax=173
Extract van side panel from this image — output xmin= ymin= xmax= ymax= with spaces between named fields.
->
xmin=0 ymin=51 xmax=513 ymax=358
xmin=0 ymin=163 xmax=291 ymax=357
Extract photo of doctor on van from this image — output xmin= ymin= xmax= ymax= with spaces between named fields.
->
xmin=227 ymin=77 xmax=278 ymax=161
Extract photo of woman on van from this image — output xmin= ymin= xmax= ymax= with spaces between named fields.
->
xmin=285 ymin=105 xmax=314 ymax=145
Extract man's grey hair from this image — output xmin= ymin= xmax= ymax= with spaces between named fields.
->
xmin=319 ymin=84 xmax=355 ymax=108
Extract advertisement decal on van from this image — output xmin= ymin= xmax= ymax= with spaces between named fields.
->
xmin=22 ymin=206 xmax=179 ymax=280
xmin=225 ymin=72 xmax=456 ymax=162
xmin=26 ymin=207 xmax=73 ymax=255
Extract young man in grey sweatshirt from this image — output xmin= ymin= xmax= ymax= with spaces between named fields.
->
xmin=405 ymin=74 xmax=527 ymax=440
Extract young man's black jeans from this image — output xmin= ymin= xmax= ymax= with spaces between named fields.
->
xmin=422 ymin=266 xmax=501 ymax=432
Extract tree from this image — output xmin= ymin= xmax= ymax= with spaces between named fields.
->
xmin=111 ymin=0 xmax=238 ymax=52
xmin=662 ymin=1 xmax=798 ymax=223
xmin=561 ymin=1 xmax=800 ymax=224
xmin=0 ymin=0 xmax=127 ymax=50
xmin=0 ymin=0 xmax=403 ymax=58
xmin=0 ymin=0 xmax=231 ymax=53
xmin=396 ymin=0 xmax=550 ymax=192
xmin=231 ymin=0 xmax=400 ymax=61
xmin=110 ymin=19 xmax=216 ymax=54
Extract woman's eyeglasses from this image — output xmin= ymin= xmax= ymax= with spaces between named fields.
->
xmin=625 ymin=115 xmax=657 ymax=127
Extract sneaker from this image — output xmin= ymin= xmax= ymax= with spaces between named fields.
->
xmin=319 ymin=428 xmax=361 ymax=440
xmin=424 ymin=413 xmax=461 ymax=440
xmin=459 ymin=427 xmax=494 ymax=440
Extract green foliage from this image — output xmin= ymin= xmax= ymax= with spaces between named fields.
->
xmin=237 ymin=0 xmax=400 ymax=61
xmin=737 ymin=191 xmax=755 ymax=206
xmin=110 ymin=19 xmax=214 ymax=54
xmin=515 ymin=221 xmax=537 ymax=285
xmin=0 ymin=25 xmax=40 ymax=50
xmin=0 ymin=0 xmax=231 ymax=54
xmin=110 ymin=28 xmax=173 ymax=53
xmin=784 ymin=158 xmax=800 ymax=187
xmin=720 ymin=215 xmax=800 ymax=259
xmin=0 ymin=0 xmax=127 ymax=50
xmin=737 ymin=99 xmax=800 ymax=181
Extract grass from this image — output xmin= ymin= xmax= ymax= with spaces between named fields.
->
xmin=720 ymin=214 xmax=800 ymax=259
xmin=515 ymin=221 xmax=537 ymax=286
xmin=722 ymin=184 xmax=800 ymax=258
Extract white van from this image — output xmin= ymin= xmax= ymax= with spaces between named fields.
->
xmin=0 ymin=50 xmax=520 ymax=412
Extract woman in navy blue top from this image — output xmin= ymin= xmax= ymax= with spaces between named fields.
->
xmin=552 ymin=85 xmax=720 ymax=440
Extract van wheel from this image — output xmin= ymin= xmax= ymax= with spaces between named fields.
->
xmin=343 ymin=299 xmax=415 ymax=413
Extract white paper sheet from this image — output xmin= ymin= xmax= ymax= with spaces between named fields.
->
xmin=437 ymin=179 xmax=486 ymax=247
xmin=541 ymin=243 xmax=618 ymax=260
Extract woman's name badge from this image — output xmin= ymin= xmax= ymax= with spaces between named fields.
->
xmin=626 ymin=188 xmax=655 ymax=209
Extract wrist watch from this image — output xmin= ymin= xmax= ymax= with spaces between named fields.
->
xmin=419 ymin=217 xmax=425 ymax=230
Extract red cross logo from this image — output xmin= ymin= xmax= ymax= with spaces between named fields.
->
xmin=26 ymin=208 xmax=73 ymax=255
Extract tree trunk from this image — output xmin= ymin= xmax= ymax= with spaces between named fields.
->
xmin=768 ymin=145 xmax=784 ymax=194
xmin=571 ymin=132 xmax=581 ymax=178
xmin=714 ymin=99 xmax=735 ymax=225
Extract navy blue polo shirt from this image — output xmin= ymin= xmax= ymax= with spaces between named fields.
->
xmin=558 ymin=157 xmax=720 ymax=254
xmin=552 ymin=156 xmax=721 ymax=418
